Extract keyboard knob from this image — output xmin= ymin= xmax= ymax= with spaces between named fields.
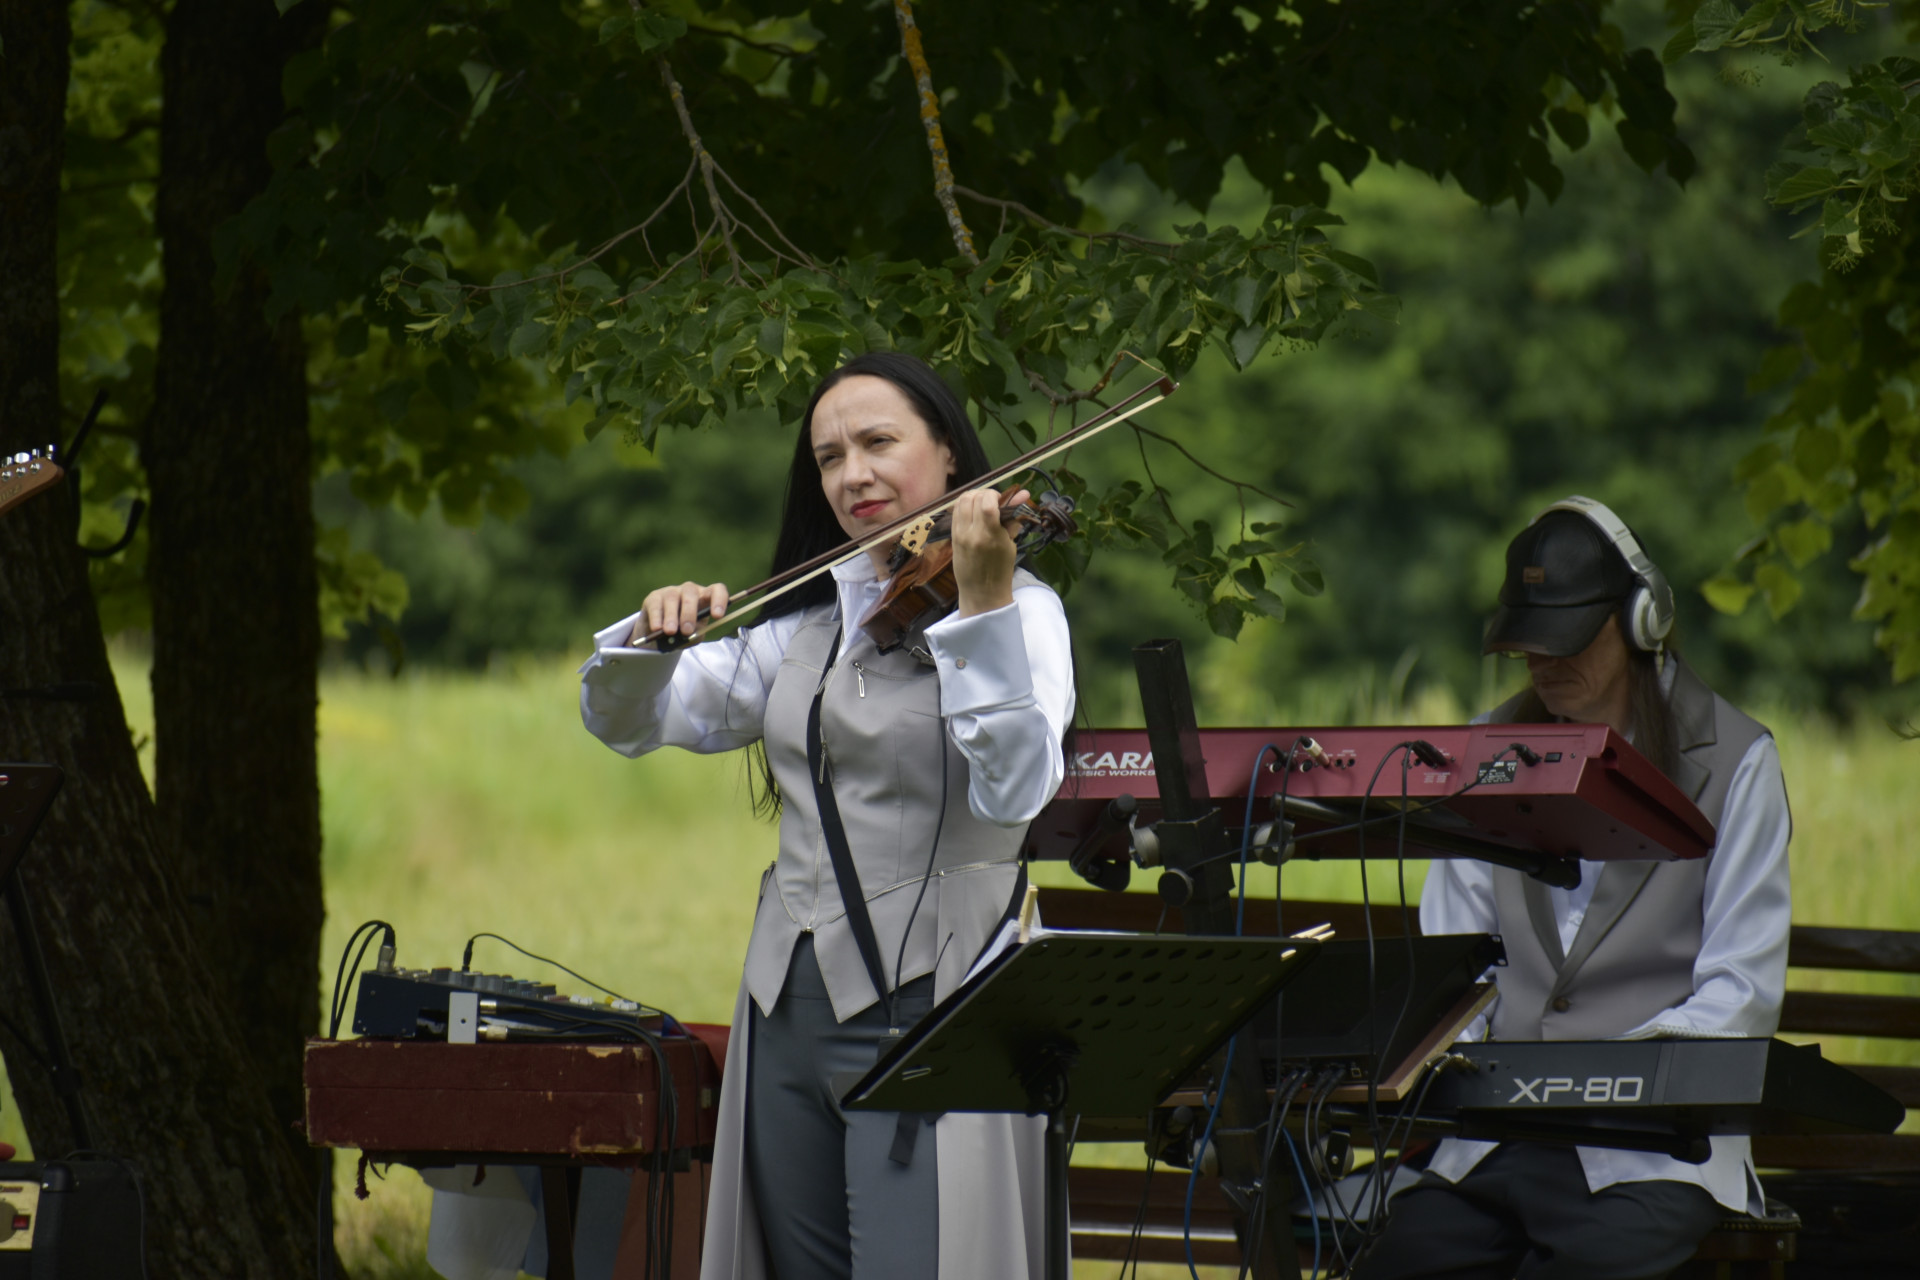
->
xmin=1156 ymin=868 xmax=1194 ymax=909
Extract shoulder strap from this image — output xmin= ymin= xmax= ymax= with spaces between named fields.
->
xmin=805 ymin=628 xmax=894 ymax=1012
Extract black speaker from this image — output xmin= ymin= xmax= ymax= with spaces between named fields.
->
xmin=0 ymin=1161 xmax=143 ymax=1279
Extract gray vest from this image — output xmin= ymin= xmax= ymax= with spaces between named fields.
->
xmin=741 ymin=572 xmax=1045 ymax=1024
xmin=1483 ymin=656 xmax=1771 ymax=1040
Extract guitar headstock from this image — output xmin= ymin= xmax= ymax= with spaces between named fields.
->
xmin=0 ymin=448 xmax=64 ymax=519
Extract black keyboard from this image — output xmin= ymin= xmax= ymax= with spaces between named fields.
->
xmin=1415 ymin=1037 xmax=1902 ymax=1158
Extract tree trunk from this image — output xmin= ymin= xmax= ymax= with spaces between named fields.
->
xmin=0 ymin=2 xmax=320 ymax=1274
xmin=146 ymin=0 xmax=326 ymax=1151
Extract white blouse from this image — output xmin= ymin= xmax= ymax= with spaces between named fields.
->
xmin=578 ymin=556 xmax=1075 ymax=827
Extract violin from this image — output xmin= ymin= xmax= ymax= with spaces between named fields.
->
xmin=628 ymin=372 xmax=1176 ymax=651
xmin=859 ymin=483 xmax=1079 ymax=652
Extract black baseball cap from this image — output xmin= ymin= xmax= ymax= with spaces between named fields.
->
xmin=1483 ymin=510 xmax=1635 ymax=657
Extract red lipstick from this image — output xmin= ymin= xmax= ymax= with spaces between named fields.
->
xmin=850 ymin=500 xmax=887 ymax=518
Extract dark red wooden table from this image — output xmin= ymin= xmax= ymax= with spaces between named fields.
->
xmin=305 ymin=1027 xmax=728 ymax=1280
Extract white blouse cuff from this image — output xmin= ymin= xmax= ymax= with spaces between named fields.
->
xmin=579 ymin=610 xmax=679 ymax=699
xmin=925 ymin=602 xmax=1035 ymax=715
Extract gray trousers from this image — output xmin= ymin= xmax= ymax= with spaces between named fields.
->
xmin=745 ymin=934 xmax=939 ymax=1280
xmin=1354 ymin=1144 xmax=1726 ymax=1280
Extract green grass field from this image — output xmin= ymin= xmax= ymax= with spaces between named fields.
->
xmin=2 ymin=654 xmax=1913 ymax=1277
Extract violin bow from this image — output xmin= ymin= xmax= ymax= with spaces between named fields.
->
xmin=628 ymin=368 xmax=1178 ymax=649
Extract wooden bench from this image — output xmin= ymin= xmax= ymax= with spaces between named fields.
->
xmin=1039 ymin=886 xmax=1920 ymax=1275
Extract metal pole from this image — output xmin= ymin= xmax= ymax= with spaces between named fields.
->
xmin=5 ymin=872 xmax=92 ymax=1150
xmin=1045 ymin=1109 xmax=1071 ymax=1280
xmin=1132 ymin=639 xmax=1298 ymax=1280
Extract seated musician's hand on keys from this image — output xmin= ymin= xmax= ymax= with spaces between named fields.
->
xmin=631 ymin=581 xmax=729 ymax=645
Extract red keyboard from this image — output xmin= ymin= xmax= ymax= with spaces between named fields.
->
xmin=1026 ymin=724 xmax=1713 ymax=867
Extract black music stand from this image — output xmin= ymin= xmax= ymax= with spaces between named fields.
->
xmin=840 ymin=929 xmax=1321 ymax=1280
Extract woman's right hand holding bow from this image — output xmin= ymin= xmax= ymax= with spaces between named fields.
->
xmin=630 ymin=581 xmax=730 ymax=646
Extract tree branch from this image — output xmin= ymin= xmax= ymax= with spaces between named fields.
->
xmin=653 ymin=49 xmax=743 ymax=283
xmin=612 ymin=222 xmax=717 ymax=304
xmin=1132 ymin=424 xmax=1293 ymax=509
xmin=892 ymin=0 xmax=978 ymax=265
xmin=710 ymin=159 xmax=818 ymax=270
xmin=1024 ymin=350 xmax=1141 ymax=413
xmin=684 ymin=22 xmax=808 ymax=60
xmin=461 ymin=160 xmax=696 ymax=295
xmin=1133 ymin=423 xmax=1189 ymax=538
xmin=973 ymin=398 xmax=1030 ymax=453
xmin=951 ymin=185 xmax=1179 ymax=252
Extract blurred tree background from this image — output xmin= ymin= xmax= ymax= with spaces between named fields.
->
xmin=317 ymin=5 xmax=1911 ymax=724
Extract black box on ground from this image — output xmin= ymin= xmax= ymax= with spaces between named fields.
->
xmin=0 ymin=1161 xmax=143 ymax=1279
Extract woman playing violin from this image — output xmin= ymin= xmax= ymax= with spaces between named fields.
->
xmin=579 ymin=351 xmax=1074 ymax=1279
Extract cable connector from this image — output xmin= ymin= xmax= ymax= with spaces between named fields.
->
xmin=1509 ymin=742 xmax=1543 ymax=767
xmin=1409 ymin=740 xmax=1451 ymax=770
xmin=1300 ymin=738 xmax=1333 ymax=771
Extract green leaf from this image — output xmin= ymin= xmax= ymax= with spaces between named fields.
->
xmin=1548 ymin=108 xmax=1590 ymax=149
xmin=1745 ymin=463 xmax=1798 ymax=524
xmin=1243 ymin=585 xmax=1287 ymax=619
xmin=1791 ymin=425 xmax=1841 ymax=479
xmin=1660 ymin=21 xmax=1699 ymax=66
xmin=1701 ymin=574 xmax=1756 ymax=616
xmin=1753 ymin=561 xmax=1804 ymax=619
xmin=1227 ymin=324 xmax=1265 ymax=370
xmin=1806 ymin=117 xmax=1871 ymax=154
xmin=1748 ymin=343 xmax=1802 ymax=393
xmin=597 ymin=15 xmax=633 ymax=44
xmin=1221 ymin=275 xmax=1262 ymax=326
xmin=635 ymin=12 xmax=687 ymax=51
xmin=1770 ymin=166 xmax=1843 ymax=207
xmin=757 ymin=316 xmax=787 ymax=360
xmin=1205 ymin=598 xmax=1246 ymax=639
xmin=507 ymin=321 xmax=547 ymax=358
xmin=1775 ymin=517 xmax=1833 ymax=568
xmin=710 ymin=329 xmax=756 ymax=376
xmin=1689 ymin=0 xmax=1743 ymax=53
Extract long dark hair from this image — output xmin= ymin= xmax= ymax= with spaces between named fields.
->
xmin=763 ymin=351 xmax=993 ymax=619
xmin=747 ymin=353 xmax=993 ymax=815
xmin=1507 ymin=616 xmax=1681 ymax=782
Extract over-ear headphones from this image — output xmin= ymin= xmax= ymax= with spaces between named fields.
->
xmin=1535 ymin=496 xmax=1674 ymax=652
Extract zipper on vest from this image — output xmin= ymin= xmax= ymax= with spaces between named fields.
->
xmin=851 ymin=662 xmax=867 ymax=698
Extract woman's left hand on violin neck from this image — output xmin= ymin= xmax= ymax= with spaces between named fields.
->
xmin=949 ymin=486 xmax=1029 ymax=618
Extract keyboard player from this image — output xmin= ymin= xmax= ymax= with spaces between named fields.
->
xmin=1357 ymin=498 xmax=1793 ymax=1280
